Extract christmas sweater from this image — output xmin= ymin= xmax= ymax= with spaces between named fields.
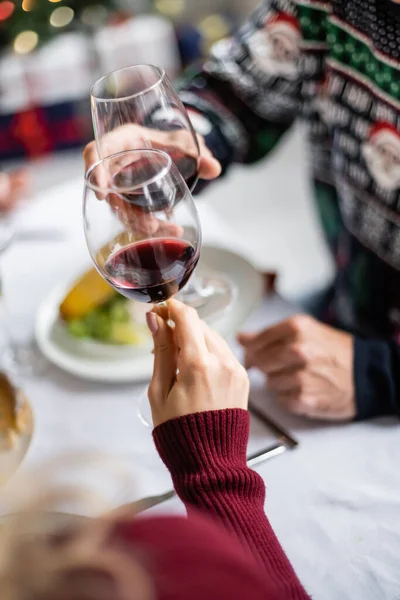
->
xmin=179 ymin=0 xmax=400 ymax=420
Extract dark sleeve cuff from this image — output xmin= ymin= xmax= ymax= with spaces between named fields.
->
xmin=181 ymin=103 xmax=234 ymax=195
xmin=354 ymin=337 xmax=400 ymax=420
xmin=153 ymin=409 xmax=249 ymax=476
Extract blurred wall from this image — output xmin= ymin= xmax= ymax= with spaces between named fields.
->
xmin=231 ymin=0 xmax=260 ymax=17
xmin=179 ymin=0 xmax=259 ymax=16
xmin=118 ymin=0 xmax=260 ymax=20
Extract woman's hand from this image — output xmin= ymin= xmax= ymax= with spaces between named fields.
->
xmin=146 ymin=299 xmax=249 ymax=427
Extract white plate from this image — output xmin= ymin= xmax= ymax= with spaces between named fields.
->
xmin=35 ymin=246 xmax=263 ymax=383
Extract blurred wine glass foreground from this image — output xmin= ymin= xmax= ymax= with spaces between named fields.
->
xmin=90 ymin=64 xmax=233 ymax=317
xmin=0 ymin=220 xmax=13 ymax=371
xmin=0 ymin=219 xmax=45 ymax=376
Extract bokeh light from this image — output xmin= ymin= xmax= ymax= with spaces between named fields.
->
xmin=0 ymin=1 xmax=15 ymax=22
xmin=50 ymin=6 xmax=74 ymax=27
xmin=14 ymin=30 xmax=39 ymax=54
xmin=22 ymin=0 xmax=36 ymax=11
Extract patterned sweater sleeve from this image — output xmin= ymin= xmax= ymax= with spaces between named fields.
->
xmin=178 ymin=0 xmax=301 ymax=173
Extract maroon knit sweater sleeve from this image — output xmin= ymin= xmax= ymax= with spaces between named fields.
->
xmin=153 ymin=408 xmax=308 ymax=599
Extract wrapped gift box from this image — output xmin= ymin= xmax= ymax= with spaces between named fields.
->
xmin=0 ymin=32 xmax=94 ymax=161
xmin=0 ymin=100 xmax=92 ymax=160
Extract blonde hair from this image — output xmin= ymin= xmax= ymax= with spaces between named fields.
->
xmin=0 ymin=454 xmax=154 ymax=600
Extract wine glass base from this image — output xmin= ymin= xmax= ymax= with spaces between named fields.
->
xmin=137 ymin=388 xmax=153 ymax=429
xmin=177 ymin=273 xmax=236 ymax=321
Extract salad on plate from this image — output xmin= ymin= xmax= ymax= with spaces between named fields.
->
xmin=59 ymin=268 xmax=150 ymax=346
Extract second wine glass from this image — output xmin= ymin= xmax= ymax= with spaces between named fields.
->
xmin=90 ymin=64 xmax=234 ymax=318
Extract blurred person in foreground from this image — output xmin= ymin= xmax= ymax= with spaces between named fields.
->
xmin=0 ymin=299 xmax=309 ymax=600
xmin=84 ymin=1 xmax=400 ymax=423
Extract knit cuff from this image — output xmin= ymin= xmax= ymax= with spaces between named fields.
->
xmin=153 ymin=409 xmax=249 ymax=476
xmin=354 ymin=337 xmax=398 ymax=420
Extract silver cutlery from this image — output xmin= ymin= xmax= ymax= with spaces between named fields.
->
xmin=15 ymin=229 xmax=69 ymax=242
xmin=248 ymin=400 xmax=299 ymax=449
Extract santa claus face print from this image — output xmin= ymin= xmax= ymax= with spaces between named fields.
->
xmin=363 ymin=135 xmax=400 ymax=191
xmin=270 ymin=32 xmax=299 ymax=63
xmin=247 ymin=14 xmax=301 ymax=81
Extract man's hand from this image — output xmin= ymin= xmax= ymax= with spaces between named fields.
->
xmin=238 ymin=315 xmax=356 ymax=421
xmin=83 ymin=124 xmax=221 ymax=241
xmin=83 ymin=123 xmax=221 ymax=180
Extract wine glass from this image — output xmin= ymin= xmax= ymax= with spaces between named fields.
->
xmin=84 ymin=149 xmax=200 ymax=423
xmin=0 ymin=218 xmax=14 ymax=369
xmin=90 ymin=64 xmax=234 ymax=318
xmin=0 ymin=218 xmax=46 ymax=376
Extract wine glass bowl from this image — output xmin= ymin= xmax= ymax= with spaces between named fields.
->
xmin=90 ymin=63 xmax=235 ymax=318
xmin=90 ymin=65 xmax=200 ymax=192
xmin=84 ymin=149 xmax=201 ymax=306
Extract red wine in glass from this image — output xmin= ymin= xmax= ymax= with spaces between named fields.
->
xmin=104 ymin=237 xmax=199 ymax=304
xmin=169 ymin=151 xmax=198 ymax=191
xmin=146 ymin=117 xmax=199 ymax=192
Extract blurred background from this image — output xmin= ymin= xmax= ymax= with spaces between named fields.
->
xmin=0 ymin=0 xmax=258 ymax=163
xmin=0 ymin=0 xmax=333 ymax=300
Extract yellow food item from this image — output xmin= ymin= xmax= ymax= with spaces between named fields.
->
xmin=60 ymin=268 xmax=116 ymax=322
xmin=0 ymin=373 xmax=29 ymax=451
xmin=60 ymin=232 xmax=137 ymax=322
xmin=111 ymin=323 xmax=144 ymax=345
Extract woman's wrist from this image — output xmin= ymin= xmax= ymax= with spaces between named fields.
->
xmin=153 ymin=408 xmax=249 ymax=476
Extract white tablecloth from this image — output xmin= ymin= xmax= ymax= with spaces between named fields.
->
xmin=3 ymin=180 xmax=400 ymax=600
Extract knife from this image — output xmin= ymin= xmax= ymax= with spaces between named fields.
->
xmin=248 ymin=400 xmax=299 ymax=449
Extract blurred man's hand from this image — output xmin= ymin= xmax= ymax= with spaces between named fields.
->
xmin=83 ymin=123 xmax=221 ymax=180
xmin=0 ymin=169 xmax=30 ymax=214
xmin=238 ymin=315 xmax=356 ymax=421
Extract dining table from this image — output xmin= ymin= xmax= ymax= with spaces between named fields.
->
xmin=1 ymin=177 xmax=400 ymax=600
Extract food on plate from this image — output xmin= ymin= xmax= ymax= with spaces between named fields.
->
xmin=59 ymin=267 xmax=115 ymax=321
xmin=59 ymin=268 xmax=150 ymax=345
xmin=65 ymin=296 xmax=150 ymax=345
xmin=0 ymin=373 xmax=29 ymax=451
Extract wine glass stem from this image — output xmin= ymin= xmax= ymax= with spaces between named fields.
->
xmin=156 ymin=300 xmax=170 ymax=321
xmin=0 ymin=262 xmax=6 ymax=357
xmin=137 ymin=300 xmax=171 ymax=429
xmin=181 ymin=271 xmax=203 ymax=295
xmin=0 ymin=257 xmax=18 ymax=379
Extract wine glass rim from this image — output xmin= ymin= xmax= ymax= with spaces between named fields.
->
xmin=85 ymin=148 xmax=173 ymax=194
xmin=90 ymin=64 xmax=166 ymax=102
